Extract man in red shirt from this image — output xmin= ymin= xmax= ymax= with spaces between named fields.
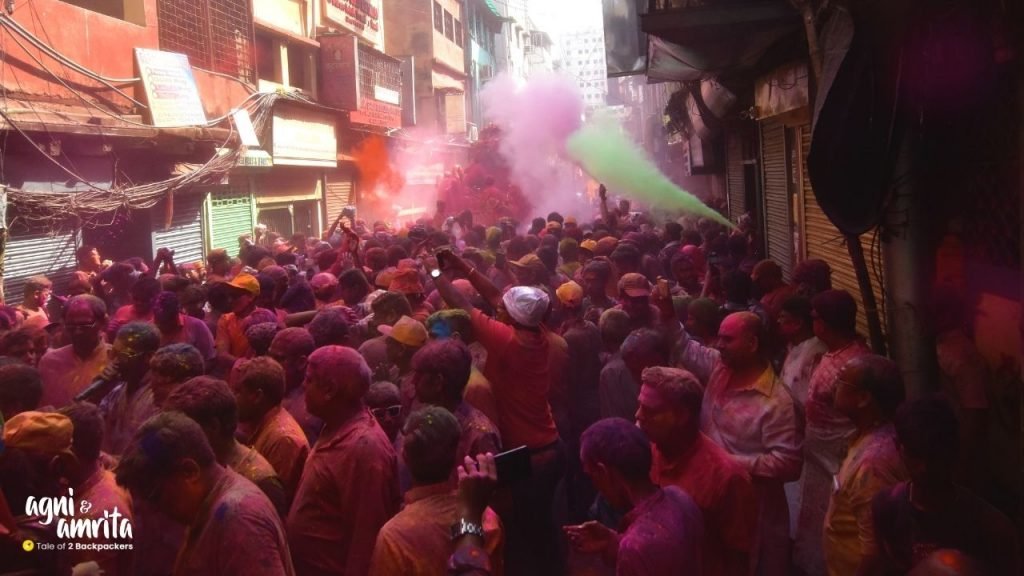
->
xmin=286 ymin=345 xmax=400 ymax=576
xmin=435 ymin=251 xmax=568 ymax=576
xmin=637 ymin=366 xmax=758 ymax=576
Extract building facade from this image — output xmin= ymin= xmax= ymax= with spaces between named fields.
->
xmin=385 ymin=0 xmax=468 ymax=136
xmin=559 ymin=27 xmax=608 ymax=111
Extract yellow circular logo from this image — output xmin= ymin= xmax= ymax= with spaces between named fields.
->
xmin=22 ymin=539 xmax=34 ymax=552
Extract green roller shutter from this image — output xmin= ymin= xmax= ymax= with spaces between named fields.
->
xmin=208 ymin=188 xmax=254 ymax=256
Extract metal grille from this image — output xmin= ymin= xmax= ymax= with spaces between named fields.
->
xmin=358 ymin=45 xmax=402 ymax=102
xmin=157 ymin=0 xmax=254 ymax=83
xmin=761 ymin=118 xmax=793 ymax=278
xmin=726 ymin=128 xmax=745 ymax=220
xmin=800 ymin=124 xmax=887 ymax=340
xmin=208 ymin=189 xmax=254 ymax=253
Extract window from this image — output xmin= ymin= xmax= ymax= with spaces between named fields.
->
xmin=287 ymin=46 xmax=313 ymax=91
xmin=157 ymin=0 xmax=255 ymax=82
xmin=444 ymin=10 xmax=454 ymax=41
xmin=455 ymin=19 xmax=463 ymax=47
xmin=255 ymin=33 xmax=278 ymax=83
xmin=434 ymin=2 xmax=444 ymax=33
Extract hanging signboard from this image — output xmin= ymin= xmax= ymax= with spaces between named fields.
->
xmin=134 ymin=48 xmax=208 ymax=127
xmin=320 ymin=34 xmax=403 ymax=129
xmin=272 ymin=105 xmax=338 ymax=167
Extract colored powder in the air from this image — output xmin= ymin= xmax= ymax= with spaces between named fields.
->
xmin=566 ymin=115 xmax=734 ymax=228
xmin=353 ymin=135 xmax=403 ymax=194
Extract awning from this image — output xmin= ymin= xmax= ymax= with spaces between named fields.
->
xmin=431 ymin=69 xmax=465 ymax=93
xmin=643 ymin=1 xmax=800 ymax=82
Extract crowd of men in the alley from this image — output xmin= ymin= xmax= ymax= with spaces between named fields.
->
xmin=0 ymin=187 xmax=1017 ymax=576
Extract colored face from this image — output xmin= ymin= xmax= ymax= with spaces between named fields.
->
xmin=635 ymin=384 xmax=680 ymax=446
xmin=302 ymin=362 xmax=330 ymax=419
xmin=269 ymin=339 xmax=305 ymax=391
xmin=777 ymin=310 xmax=804 ymax=341
xmin=620 ymin=295 xmax=650 ymax=321
xmin=6 ymin=341 xmax=38 ymax=367
xmin=714 ymin=316 xmax=755 ymax=368
xmin=228 ymin=376 xmax=262 ymax=423
xmin=582 ymin=272 xmax=605 ymax=299
xmin=65 ymin=304 xmax=102 ymax=355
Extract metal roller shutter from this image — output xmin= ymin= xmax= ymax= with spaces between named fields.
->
xmin=726 ymin=129 xmax=746 ymax=221
xmin=799 ymin=124 xmax=886 ymax=339
xmin=3 ymin=230 xmax=79 ymax=299
xmin=152 ymin=192 xmax=205 ymax=267
xmin=445 ymin=92 xmax=466 ymax=135
xmin=761 ymin=118 xmax=793 ymax=278
xmin=208 ymin=188 xmax=254 ymax=255
xmin=324 ymin=169 xmax=355 ymax=224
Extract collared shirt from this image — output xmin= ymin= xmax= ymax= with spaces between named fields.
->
xmin=652 ymin=434 xmax=758 ymax=576
xmin=226 ymin=442 xmax=289 ymax=520
xmin=824 ymin=424 xmax=907 ymax=576
xmin=99 ymin=379 xmax=157 ymax=455
xmin=805 ymin=341 xmax=870 ymax=452
xmin=453 ymin=401 xmax=501 ymax=468
xmin=287 ymin=409 xmax=400 ymax=576
xmin=174 ymin=468 xmax=295 ymax=576
xmin=161 ymin=313 xmax=216 ymax=360
xmin=471 ymin=309 xmax=562 ymax=449
xmin=701 ymin=363 xmax=802 ymax=482
xmin=38 ymin=342 xmax=110 ymax=409
xmin=248 ymin=405 xmax=310 ymax=503
xmin=616 ymin=486 xmax=704 ymax=576
xmin=599 ymin=353 xmax=639 ymax=421
xmin=369 ymin=483 xmax=503 ymax=576
xmin=57 ymin=468 xmax=133 ymax=576
xmin=780 ymin=337 xmax=827 ymax=407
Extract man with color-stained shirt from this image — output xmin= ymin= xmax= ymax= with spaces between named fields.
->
xmin=269 ymin=327 xmax=323 ymax=445
xmin=824 ymin=355 xmax=907 ymax=576
xmin=286 ymin=346 xmax=400 ymax=576
xmin=216 ymin=273 xmax=263 ymax=359
xmin=435 ymin=252 xmax=568 ymax=576
xmin=231 ymin=356 xmax=310 ymax=503
xmin=97 ymin=322 xmax=162 ymax=455
xmin=38 ymin=295 xmax=111 ymax=409
xmin=369 ymin=406 xmax=503 ymax=576
xmin=115 ymin=412 xmax=294 ymax=576
xmin=638 ymin=366 xmax=758 ymax=576
xmin=678 ymin=311 xmax=802 ymax=576
xmin=566 ymin=418 xmax=704 ymax=575
xmin=410 ymin=339 xmax=501 ymax=478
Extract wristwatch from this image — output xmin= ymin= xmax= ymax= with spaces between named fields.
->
xmin=450 ymin=518 xmax=485 ymax=541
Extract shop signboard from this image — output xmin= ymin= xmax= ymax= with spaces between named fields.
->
xmin=134 ymin=48 xmax=208 ymax=127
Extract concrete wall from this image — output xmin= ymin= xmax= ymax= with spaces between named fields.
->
xmin=433 ymin=0 xmax=463 ymax=74
xmin=254 ymin=0 xmax=308 ymax=36
xmin=1 ymin=0 xmax=158 ymax=111
xmin=1 ymin=0 xmax=254 ymax=120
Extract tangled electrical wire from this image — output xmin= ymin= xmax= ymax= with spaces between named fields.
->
xmin=3 ymin=90 xmax=290 ymax=230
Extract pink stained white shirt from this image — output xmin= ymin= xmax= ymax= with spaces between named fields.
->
xmin=37 ymin=342 xmax=110 ymax=409
xmin=247 ymin=405 xmax=310 ymax=504
xmin=286 ymin=409 xmax=400 ymax=576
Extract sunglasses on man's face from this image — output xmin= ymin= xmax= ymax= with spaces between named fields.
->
xmin=370 ymin=405 xmax=402 ymax=420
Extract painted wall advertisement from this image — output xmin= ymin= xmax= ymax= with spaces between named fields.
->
xmin=323 ymin=0 xmax=382 ymax=48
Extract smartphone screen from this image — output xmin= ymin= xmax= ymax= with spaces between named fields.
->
xmin=494 ymin=445 xmax=531 ymax=484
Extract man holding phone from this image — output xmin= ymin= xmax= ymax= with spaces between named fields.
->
xmin=432 ymin=249 xmax=569 ymax=576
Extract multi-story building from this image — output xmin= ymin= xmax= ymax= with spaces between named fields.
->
xmin=463 ymin=0 xmax=504 ymax=139
xmin=559 ymin=27 xmax=608 ymax=111
xmin=524 ymin=26 xmax=554 ymax=77
xmin=386 ymin=0 xmax=468 ymax=136
xmin=493 ymin=0 xmax=529 ymax=84
xmin=0 ymin=0 xmax=258 ymax=297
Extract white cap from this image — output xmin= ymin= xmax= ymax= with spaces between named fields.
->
xmin=501 ymin=286 xmax=550 ymax=328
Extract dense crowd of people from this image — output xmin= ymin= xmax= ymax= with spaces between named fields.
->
xmin=0 ymin=187 xmax=1017 ymax=576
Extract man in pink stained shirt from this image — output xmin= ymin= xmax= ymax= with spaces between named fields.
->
xmin=37 ymin=295 xmax=110 ymax=409
xmin=286 ymin=346 xmax=399 ymax=576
